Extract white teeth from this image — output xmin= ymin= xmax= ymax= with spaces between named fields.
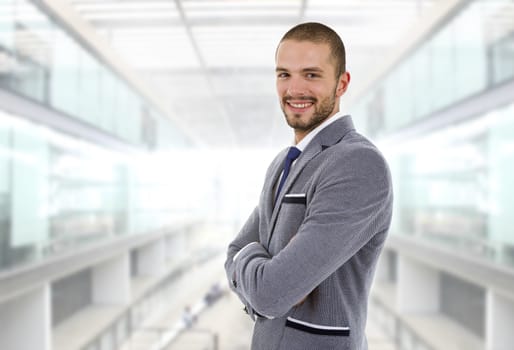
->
xmin=289 ymin=102 xmax=311 ymax=108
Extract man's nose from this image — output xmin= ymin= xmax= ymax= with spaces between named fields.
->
xmin=286 ymin=76 xmax=307 ymax=97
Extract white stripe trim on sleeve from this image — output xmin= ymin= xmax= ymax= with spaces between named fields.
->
xmin=233 ymin=242 xmax=260 ymax=262
xmin=286 ymin=317 xmax=350 ymax=331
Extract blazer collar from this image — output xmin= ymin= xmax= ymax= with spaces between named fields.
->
xmin=316 ymin=114 xmax=355 ymax=148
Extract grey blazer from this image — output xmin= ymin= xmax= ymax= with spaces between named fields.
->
xmin=225 ymin=115 xmax=393 ymax=350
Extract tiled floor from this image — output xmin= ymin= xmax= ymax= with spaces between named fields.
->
xmin=163 ymin=272 xmax=396 ymax=349
xmin=119 ymin=254 xmax=397 ymax=350
xmin=165 ymin=292 xmax=252 ymax=350
xmin=167 ymin=291 xmax=398 ymax=350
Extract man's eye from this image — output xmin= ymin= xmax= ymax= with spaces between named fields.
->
xmin=277 ymin=73 xmax=289 ymax=78
xmin=306 ymin=73 xmax=319 ymax=78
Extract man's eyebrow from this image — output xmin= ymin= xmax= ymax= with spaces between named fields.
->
xmin=302 ymin=67 xmax=323 ymax=72
xmin=275 ymin=67 xmax=324 ymax=72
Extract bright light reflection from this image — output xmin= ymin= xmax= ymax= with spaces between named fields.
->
xmin=0 ymin=109 xmax=131 ymax=175
xmin=83 ymin=12 xmax=179 ymax=20
xmin=76 ymin=2 xmax=177 ymax=11
xmin=132 ymin=149 xmax=276 ymax=225
xmin=380 ymin=108 xmax=506 ymax=158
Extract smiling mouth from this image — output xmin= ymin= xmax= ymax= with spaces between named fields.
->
xmin=285 ymin=97 xmax=316 ymax=112
xmin=287 ymin=101 xmax=313 ymax=108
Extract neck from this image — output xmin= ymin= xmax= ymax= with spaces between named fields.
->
xmin=293 ymin=109 xmax=340 ymax=144
xmin=294 ymin=131 xmax=306 ymax=145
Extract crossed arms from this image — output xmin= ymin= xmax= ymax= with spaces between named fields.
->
xmin=224 ymin=147 xmax=393 ymax=318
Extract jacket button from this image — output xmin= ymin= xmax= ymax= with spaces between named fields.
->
xmin=232 ymin=279 xmax=237 ymax=288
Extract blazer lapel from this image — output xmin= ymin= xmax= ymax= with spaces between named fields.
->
xmin=267 ymin=142 xmax=321 ymax=246
xmin=262 ymin=148 xmax=288 ymax=233
xmin=272 ymin=143 xmax=320 ymax=216
xmin=267 ymin=115 xmax=356 ymax=245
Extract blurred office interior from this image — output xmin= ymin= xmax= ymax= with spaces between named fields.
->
xmin=1 ymin=0 xmax=514 ymax=349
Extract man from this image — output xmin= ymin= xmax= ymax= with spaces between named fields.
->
xmin=225 ymin=22 xmax=393 ymax=350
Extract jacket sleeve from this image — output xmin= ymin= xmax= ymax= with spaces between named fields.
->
xmin=231 ymin=146 xmax=393 ymax=318
xmin=224 ymin=206 xmax=261 ymax=319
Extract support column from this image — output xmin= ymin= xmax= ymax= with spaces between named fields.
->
xmin=486 ymin=290 xmax=514 ymax=350
xmin=397 ymin=255 xmax=440 ymax=313
xmin=92 ymin=253 xmax=130 ymax=305
xmin=137 ymin=239 xmax=165 ymax=276
xmin=0 ymin=285 xmax=51 ymax=350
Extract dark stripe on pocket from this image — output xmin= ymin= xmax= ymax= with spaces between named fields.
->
xmin=285 ymin=319 xmax=350 ymax=337
xmin=283 ymin=196 xmax=306 ymax=204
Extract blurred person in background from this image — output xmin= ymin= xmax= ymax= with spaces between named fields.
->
xmin=182 ymin=305 xmax=196 ymax=329
xmin=225 ymin=22 xmax=393 ymax=350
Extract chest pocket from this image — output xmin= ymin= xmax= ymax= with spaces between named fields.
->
xmin=268 ymin=194 xmax=307 ymax=255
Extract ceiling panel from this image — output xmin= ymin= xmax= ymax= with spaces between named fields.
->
xmin=67 ymin=0 xmax=439 ymax=149
xmin=193 ymin=25 xmax=288 ymax=68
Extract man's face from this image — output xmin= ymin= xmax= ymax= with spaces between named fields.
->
xmin=275 ymin=40 xmax=349 ymax=140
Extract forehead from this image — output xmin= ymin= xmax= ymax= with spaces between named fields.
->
xmin=275 ymin=40 xmax=333 ymax=69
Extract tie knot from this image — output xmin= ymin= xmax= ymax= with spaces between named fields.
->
xmin=286 ymin=147 xmax=301 ymax=161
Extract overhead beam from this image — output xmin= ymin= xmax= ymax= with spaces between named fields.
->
xmin=139 ymin=66 xmax=274 ymax=76
xmin=173 ymin=0 xmax=237 ymax=147
xmin=89 ymin=16 xmax=305 ymax=28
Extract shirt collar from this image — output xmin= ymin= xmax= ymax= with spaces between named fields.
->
xmin=294 ymin=111 xmax=346 ymax=152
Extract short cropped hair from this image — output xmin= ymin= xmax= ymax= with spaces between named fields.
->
xmin=279 ymin=22 xmax=346 ymax=78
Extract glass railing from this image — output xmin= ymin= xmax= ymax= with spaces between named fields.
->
xmin=350 ymin=0 xmax=514 ymax=271
xmin=353 ymin=0 xmax=514 ymax=138
xmin=0 ymin=109 xmax=195 ymax=272
xmin=0 ymin=0 xmax=196 ymax=273
xmin=384 ymin=101 xmax=514 ymax=269
xmin=0 ymin=0 xmax=187 ymax=149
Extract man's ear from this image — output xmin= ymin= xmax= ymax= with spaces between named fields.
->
xmin=336 ymin=72 xmax=351 ymax=97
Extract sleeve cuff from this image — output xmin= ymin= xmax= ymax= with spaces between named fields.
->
xmin=233 ymin=241 xmax=260 ymax=262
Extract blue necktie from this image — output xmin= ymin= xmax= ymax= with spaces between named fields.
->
xmin=275 ymin=146 xmax=301 ymax=203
